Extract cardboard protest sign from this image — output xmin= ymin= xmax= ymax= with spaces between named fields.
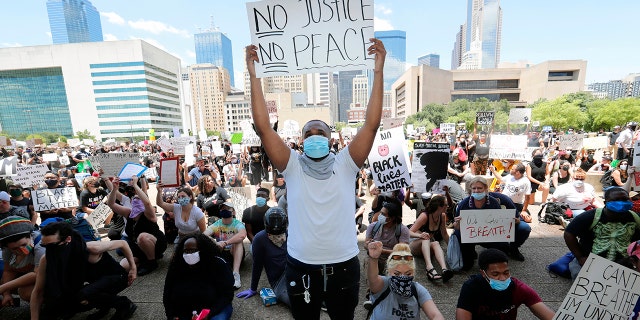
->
xmin=13 ymin=164 xmax=48 ymax=187
xmin=117 ymin=163 xmax=147 ymax=181
xmin=508 ymin=108 xmax=532 ymax=124
xmin=411 ymin=142 xmax=449 ymax=193
xmin=59 ymin=155 xmax=70 ymax=166
xmin=42 ymin=153 xmax=59 ymax=162
xmin=553 ymin=253 xmax=640 ymax=320
xmin=33 ymin=187 xmax=78 ymax=211
xmin=159 ymin=158 xmax=180 ymax=187
xmin=459 ymin=209 xmax=515 ymax=243
xmin=558 ymin=134 xmax=584 ymax=150
xmin=489 ymin=135 xmax=534 ymax=160
xmin=476 ymin=111 xmax=495 ymax=125
xmin=440 ymin=123 xmax=456 ymax=134
xmin=582 ymin=136 xmax=608 ymax=150
xmin=228 ymin=187 xmax=252 ymax=217
xmin=240 ymin=120 xmax=261 ymax=146
xmin=382 ymin=117 xmax=404 ymax=130
xmin=367 ymin=127 xmax=411 ymax=192
xmin=281 ymin=119 xmax=300 ymax=138
xmin=89 ymin=153 xmax=141 ymax=177
xmin=156 ymin=137 xmax=173 ymax=152
xmin=67 ymin=138 xmax=81 ymax=147
xmin=184 ymin=144 xmax=196 ymax=166
xmin=84 ymin=201 xmax=113 ymax=229
xmin=170 ymin=136 xmax=196 ymax=155
xmin=246 ymin=0 xmax=374 ymax=77
xmin=0 ymin=156 xmax=18 ymax=176
xmin=266 ymin=100 xmax=278 ymax=115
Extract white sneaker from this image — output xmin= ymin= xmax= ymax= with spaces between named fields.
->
xmin=233 ymin=272 xmax=241 ymax=289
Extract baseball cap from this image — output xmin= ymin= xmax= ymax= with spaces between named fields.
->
xmin=222 ymin=201 xmax=234 ymax=209
xmin=628 ymin=241 xmax=640 ymax=260
xmin=421 ymin=192 xmax=433 ymax=200
xmin=0 ymin=191 xmax=10 ymax=202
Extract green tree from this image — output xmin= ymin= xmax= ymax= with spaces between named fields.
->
xmin=592 ymin=98 xmax=640 ymax=130
xmin=531 ymin=98 xmax=589 ymax=131
xmin=74 ymin=129 xmax=95 ymax=140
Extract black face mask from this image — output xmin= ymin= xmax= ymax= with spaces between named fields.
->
xmin=45 ymin=179 xmax=58 ymax=187
xmin=533 ymin=155 xmax=543 ymax=164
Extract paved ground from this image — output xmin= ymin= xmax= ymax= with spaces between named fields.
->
xmin=1 ymin=184 xmax=577 ymax=320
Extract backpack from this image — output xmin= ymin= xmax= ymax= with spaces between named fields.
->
xmin=366 ymin=283 xmax=419 ymax=320
xmin=537 ymin=202 xmax=571 ymax=225
xmin=547 ymin=251 xmax=575 ymax=279
xmin=41 ymin=217 xmax=101 ymax=242
xmin=600 ymin=170 xmax=614 ymax=190
xmin=589 ymin=208 xmax=640 ymax=261
xmin=446 ymin=234 xmax=463 ymax=271
xmin=371 ymin=221 xmax=401 ymax=242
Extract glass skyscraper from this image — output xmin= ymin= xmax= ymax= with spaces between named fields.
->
xmin=337 ymin=70 xmax=363 ymax=122
xmin=0 ymin=67 xmax=73 ymax=136
xmin=47 ymin=0 xmax=103 ymax=44
xmin=454 ymin=0 xmax=502 ymax=69
xmin=418 ymin=54 xmax=440 ymax=68
xmin=194 ymin=31 xmax=235 ymax=87
xmin=374 ymin=30 xmax=406 ymax=91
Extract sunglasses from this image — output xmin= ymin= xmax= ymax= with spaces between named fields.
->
xmin=41 ymin=240 xmax=64 ymax=249
xmin=574 ymin=178 xmax=585 ymax=181
xmin=390 ymin=255 xmax=414 ymax=261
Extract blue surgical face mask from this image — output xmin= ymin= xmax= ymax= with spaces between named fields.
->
xmin=483 ymin=271 xmax=511 ymax=291
xmin=303 ymin=135 xmax=330 ymax=159
xmin=177 ymin=197 xmax=190 ymax=206
xmin=606 ymin=200 xmax=633 ymax=213
xmin=256 ymin=197 xmax=267 ymax=207
xmin=471 ymin=192 xmax=486 ymax=200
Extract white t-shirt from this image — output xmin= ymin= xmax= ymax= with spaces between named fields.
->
xmin=172 ymin=203 xmax=205 ymax=234
xmin=501 ymin=174 xmax=531 ymax=205
xmin=552 ymin=182 xmax=597 ymax=210
xmin=282 ymin=147 xmax=360 ymax=264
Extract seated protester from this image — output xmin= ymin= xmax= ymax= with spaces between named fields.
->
xmin=242 ymin=187 xmax=271 ymax=243
xmin=0 ymin=217 xmax=44 ymax=306
xmin=196 ymin=175 xmax=230 ymax=218
xmin=183 ymin=157 xmax=213 ymax=191
xmin=204 ymin=203 xmax=247 ymax=289
xmin=409 ymin=195 xmax=453 ymax=282
xmin=404 ymin=186 xmax=429 ymax=219
xmin=65 ymin=177 xmax=82 ymax=198
xmin=270 ymin=173 xmax=287 ymax=203
xmin=223 ymin=154 xmax=246 ymax=187
xmin=163 ymin=234 xmax=234 ymax=320
xmin=610 ymin=159 xmax=630 ymax=189
xmin=550 ymin=160 xmax=572 ymax=194
xmin=448 ymin=149 xmax=469 ymax=184
xmin=490 ymin=163 xmax=532 ymax=222
xmin=456 ymin=248 xmax=555 ymax=320
xmin=366 ymin=242 xmax=444 ymax=320
xmin=365 ymin=202 xmax=410 ymax=275
xmin=587 ymin=155 xmax=612 ymax=173
xmin=551 ymin=168 xmax=603 ymax=216
xmin=79 ymin=176 xmax=112 ymax=226
xmin=563 ymin=187 xmax=640 ymax=280
xmin=453 ymin=176 xmax=530 ymax=270
xmin=39 ymin=171 xmax=75 ymax=220
xmin=0 ymin=191 xmax=30 ymax=221
xmin=30 ymin=221 xmax=138 ymax=320
xmin=236 ymin=207 xmax=290 ymax=306
xmin=369 ymin=188 xmax=403 ymax=223
xmin=105 ymin=176 xmax=167 ymax=276
xmin=156 ymin=184 xmax=206 ymax=243
xmin=8 ymin=183 xmax=37 ymax=225
xmin=577 ymin=148 xmax=597 ymax=172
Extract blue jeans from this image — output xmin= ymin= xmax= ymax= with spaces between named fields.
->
xmin=286 ymin=255 xmax=360 ymax=320
xmin=210 ymin=304 xmax=233 ymax=320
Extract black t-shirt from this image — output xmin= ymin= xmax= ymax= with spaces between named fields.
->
xmin=565 ymin=209 xmax=640 ymax=261
xmin=242 ymin=205 xmax=269 ymax=236
xmin=196 ymin=187 xmax=229 ymax=217
xmin=79 ymin=188 xmax=109 ymax=210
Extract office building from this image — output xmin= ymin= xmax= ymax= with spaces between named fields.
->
xmin=588 ymin=74 xmax=640 ymax=99
xmin=337 ymin=70 xmax=362 ymax=122
xmin=189 ymin=64 xmax=231 ymax=133
xmin=418 ymin=54 xmax=440 ymax=68
xmin=453 ymin=0 xmax=502 ymax=69
xmin=194 ymin=28 xmax=235 ymax=87
xmin=0 ymin=40 xmax=182 ymax=140
xmin=47 ymin=0 xmax=103 ymax=44
xmin=225 ymin=91 xmax=251 ymax=132
xmin=391 ymin=60 xmax=586 ymax=118
xmin=374 ymin=30 xmax=407 ymax=90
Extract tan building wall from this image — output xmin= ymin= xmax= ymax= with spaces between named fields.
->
xmin=189 ymin=64 xmax=231 ymax=133
xmin=264 ymin=92 xmax=331 ymax=131
xmin=519 ymin=60 xmax=587 ymax=103
xmin=391 ymin=65 xmax=452 ymax=119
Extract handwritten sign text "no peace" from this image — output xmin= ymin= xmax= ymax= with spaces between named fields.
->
xmin=247 ymin=0 xmax=374 ymax=77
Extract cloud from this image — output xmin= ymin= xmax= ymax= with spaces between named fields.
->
xmin=375 ymin=17 xmax=394 ymax=31
xmin=186 ymin=50 xmax=196 ymax=58
xmin=101 ymin=12 xmax=125 ymax=26
xmin=46 ymin=31 xmax=52 ymax=39
xmin=1 ymin=42 xmax=22 ymax=47
xmin=104 ymin=34 xmax=118 ymax=41
xmin=376 ymin=4 xmax=393 ymax=15
xmin=128 ymin=19 xmax=191 ymax=38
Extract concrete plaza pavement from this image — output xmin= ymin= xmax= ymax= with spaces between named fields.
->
xmin=1 ymin=184 xmax=577 ymax=320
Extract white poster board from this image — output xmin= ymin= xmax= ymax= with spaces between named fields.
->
xmin=440 ymin=123 xmax=456 ymax=134
xmin=170 ymin=136 xmax=196 ymax=155
xmin=42 ymin=153 xmax=58 ymax=162
xmin=281 ymin=119 xmax=300 ymax=138
xmin=156 ymin=137 xmax=173 ymax=152
xmin=367 ymin=127 xmax=411 ymax=192
xmin=246 ymin=0 xmax=375 ymax=77
xmin=228 ymin=187 xmax=252 ymax=217
xmin=89 ymin=153 xmax=141 ymax=177
xmin=553 ymin=253 xmax=640 ymax=320
xmin=411 ymin=142 xmax=450 ymax=193
xmin=240 ymin=120 xmax=261 ymax=146
xmin=13 ymin=164 xmax=49 ymax=187
xmin=558 ymin=134 xmax=584 ymax=150
xmin=84 ymin=201 xmax=113 ymax=229
xmin=489 ymin=135 xmax=534 ymax=160
xmin=459 ymin=209 xmax=515 ymax=243
xmin=117 ymin=163 xmax=148 ymax=181
xmin=33 ymin=187 xmax=79 ymax=211
xmin=582 ymin=136 xmax=608 ymax=150
xmin=508 ymin=108 xmax=532 ymax=124
xmin=159 ymin=158 xmax=180 ymax=187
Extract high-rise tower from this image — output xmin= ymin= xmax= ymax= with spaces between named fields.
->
xmin=453 ymin=0 xmax=502 ymax=69
xmin=47 ymin=0 xmax=103 ymax=44
xmin=374 ymin=30 xmax=407 ymax=90
xmin=194 ymin=18 xmax=235 ymax=87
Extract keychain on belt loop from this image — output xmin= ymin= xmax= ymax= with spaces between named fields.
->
xmin=302 ymin=274 xmax=311 ymax=304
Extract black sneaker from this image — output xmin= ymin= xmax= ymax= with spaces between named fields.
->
xmin=110 ymin=297 xmax=137 ymax=320
xmin=509 ymin=247 xmax=525 ymax=261
xmin=137 ymin=260 xmax=158 ymax=276
xmin=85 ymin=307 xmax=110 ymax=320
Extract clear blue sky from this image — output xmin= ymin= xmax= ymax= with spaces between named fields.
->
xmin=1 ymin=0 xmax=638 ymax=85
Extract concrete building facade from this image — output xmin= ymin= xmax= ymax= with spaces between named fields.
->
xmin=189 ymin=64 xmax=231 ymax=133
